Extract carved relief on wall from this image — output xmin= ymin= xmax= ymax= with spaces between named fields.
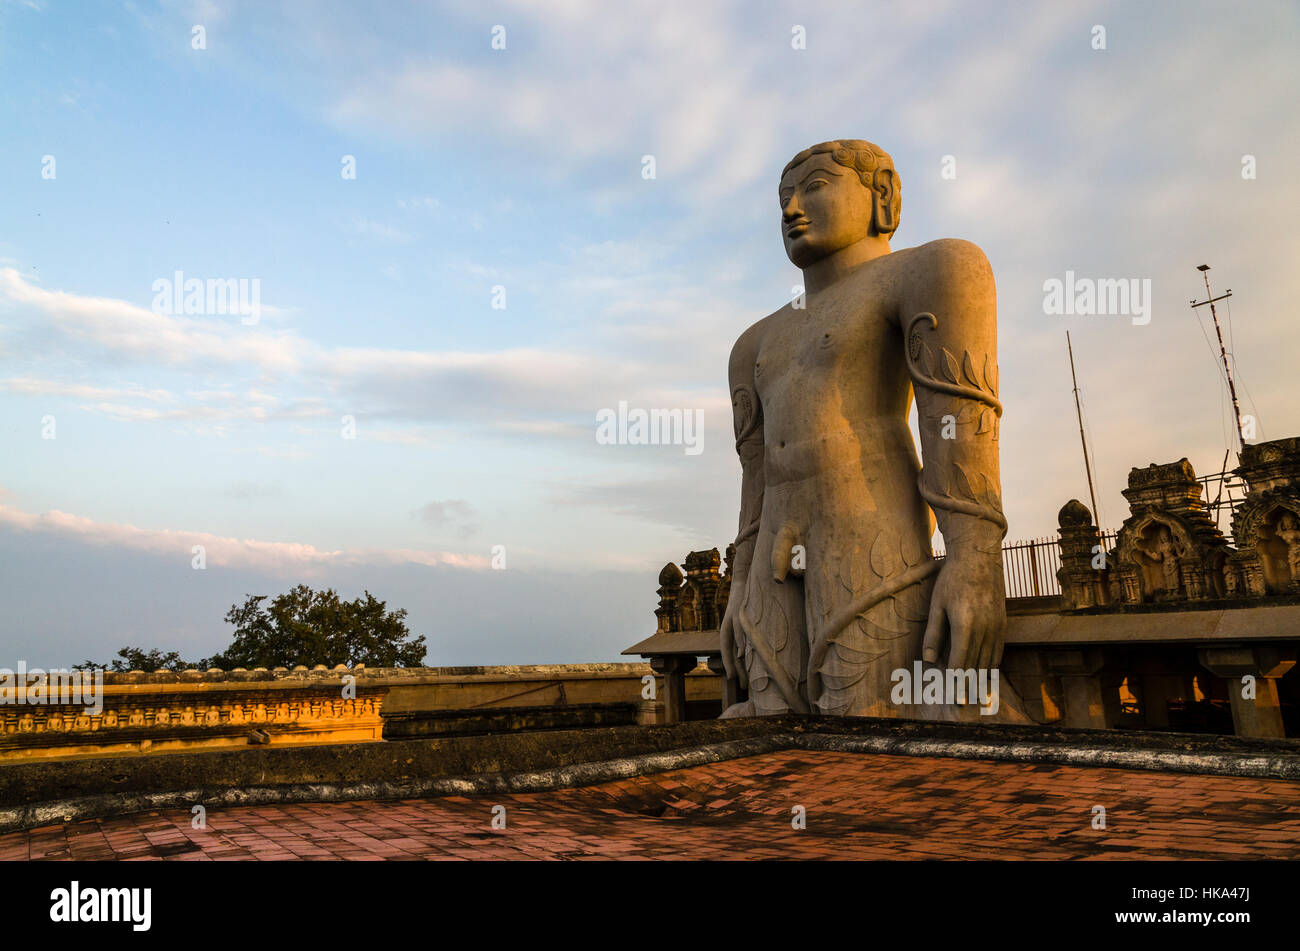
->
xmin=1249 ymin=506 xmax=1300 ymax=592
xmin=1109 ymin=460 xmax=1229 ymax=605
xmin=0 ymin=693 xmax=382 ymax=737
xmin=1229 ymin=438 xmax=1300 ymax=596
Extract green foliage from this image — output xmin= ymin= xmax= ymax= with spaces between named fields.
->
xmin=76 ymin=586 xmax=427 ymax=671
xmin=74 ymin=647 xmax=197 ymax=672
xmin=208 ymin=585 xmax=427 ymax=669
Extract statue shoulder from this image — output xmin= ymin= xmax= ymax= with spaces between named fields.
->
xmin=893 ymin=239 xmax=996 ymax=328
xmin=728 ymin=310 xmax=778 ymax=379
xmin=909 ymin=238 xmax=993 ymax=281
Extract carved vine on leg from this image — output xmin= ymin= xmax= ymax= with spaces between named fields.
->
xmin=905 ymin=311 xmax=1007 ymax=536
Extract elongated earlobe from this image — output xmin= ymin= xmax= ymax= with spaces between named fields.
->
xmin=872 ymin=168 xmax=898 ymax=235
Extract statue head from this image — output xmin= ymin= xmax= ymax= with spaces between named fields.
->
xmin=779 ymin=139 xmax=900 ymax=268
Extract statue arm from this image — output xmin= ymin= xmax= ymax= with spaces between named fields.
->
xmin=721 ymin=329 xmax=766 ymax=687
xmin=903 ymin=239 xmax=1007 ymax=669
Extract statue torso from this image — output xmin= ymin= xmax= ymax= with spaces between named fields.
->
xmin=738 ymin=245 xmax=941 ymax=563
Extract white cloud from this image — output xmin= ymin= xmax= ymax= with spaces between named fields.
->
xmin=0 ymin=498 xmax=488 ymax=573
xmin=2 ymin=376 xmax=173 ymax=402
xmin=0 ymin=268 xmax=305 ymax=373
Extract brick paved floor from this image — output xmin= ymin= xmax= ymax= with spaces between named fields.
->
xmin=4 ymin=750 xmax=1300 ymax=860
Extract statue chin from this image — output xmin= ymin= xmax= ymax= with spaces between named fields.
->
xmin=786 ymin=231 xmax=873 ymax=270
xmin=786 ymin=237 xmax=833 ymax=269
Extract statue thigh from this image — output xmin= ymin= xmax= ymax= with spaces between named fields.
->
xmin=738 ymin=552 xmax=809 ymax=714
xmin=800 ymin=542 xmax=933 ymax=719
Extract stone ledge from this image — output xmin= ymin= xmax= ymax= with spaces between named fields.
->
xmin=2 ymin=715 xmax=1298 ymax=833
xmin=75 ymin=661 xmax=653 ymax=687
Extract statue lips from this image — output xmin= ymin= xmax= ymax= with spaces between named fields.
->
xmin=785 ymin=219 xmax=811 ymax=239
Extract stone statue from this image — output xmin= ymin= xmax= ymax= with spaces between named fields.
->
xmin=719 ymin=140 xmax=1006 ymax=718
xmin=1153 ymin=527 xmax=1182 ymax=595
xmin=1277 ymin=512 xmax=1300 ymax=585
xmin=1224 ymin=562 xmax=1240 ymax=597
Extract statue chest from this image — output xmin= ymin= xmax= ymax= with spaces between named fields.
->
xmin=754 ymin=294 xmax=897 ymax=402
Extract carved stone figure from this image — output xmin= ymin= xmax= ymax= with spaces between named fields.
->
xmin=1223 ymin=562 xmax=1240 ymax=597
xmin=1278 ymin=512 xmax=1300 ymax=586
xmin=719 ymin=139 xmax=1006 ymax=718
xmin=1149 ymin=526 xmax=1182 ymax=596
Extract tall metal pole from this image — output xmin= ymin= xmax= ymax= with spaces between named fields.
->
xmin=1066 ymin=331 xmax=1101 ymax=527
xmin=1191 ymin=265 xmax=1246 ymax=451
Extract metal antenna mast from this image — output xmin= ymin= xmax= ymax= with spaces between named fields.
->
xmin=1190 ymin=264 xmax=1247 ymax=451
xmin=1066 ymin=331 xmax=1101 ymax=527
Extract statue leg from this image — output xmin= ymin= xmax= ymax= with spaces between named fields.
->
xmin=814 ymin=587 xmax=932 ymax=717
xmin=728 ymin=555 xmax=809 ymax=716
xmin=803 ymin=546 xmax=1030 ymax=722
xmin=802 ymin=537 xmax=935 ymax=718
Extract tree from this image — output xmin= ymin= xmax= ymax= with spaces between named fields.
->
xmin=74 ymin=647 xmax=198 ymax=672
xmin=207 ymin=585 xmax=427 ymax=669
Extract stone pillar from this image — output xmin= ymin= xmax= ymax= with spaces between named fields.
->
xmin=1239 ymin=556 xmax=1266 ymax=598
xmin=1056 ymin=500 xmax=1107 ymax=610
xmin=650 ymin=656 xmax=697 ymax=724
xmin=1117 ymin=564 xmax=1142 ymax=604
xmin=636 ymin=699 xmax=664 ymax=726
xmin=1046 ymin=649 xmax=1118 ymax=730
xmin=1136 ymin=673 xmax=1186 ymax=729
xmin=655 ymin=564 xmax=683 ymax=634
xmin=1000 ymin=648 xmax=1064 ymax=723
xmin=1198 ymin=646 xmax=1296 ymax=739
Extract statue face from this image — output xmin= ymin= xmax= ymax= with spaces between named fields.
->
xmin=779 ymin=154 xmax=873 ymax=268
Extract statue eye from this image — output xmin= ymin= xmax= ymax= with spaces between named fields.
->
xmin=806 ymin=179 xmax=828 ymax=190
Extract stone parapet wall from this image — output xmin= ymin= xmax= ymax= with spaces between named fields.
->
xmin=1 ymin=668 xmax=388 ymax=762
xmin=0 ymin=662 xmax=722 ymax=762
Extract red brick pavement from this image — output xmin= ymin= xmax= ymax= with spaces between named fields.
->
xmin=4 ymin=750 xmax=1299 ymax=860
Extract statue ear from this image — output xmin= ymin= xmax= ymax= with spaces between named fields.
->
xmin=871 ymin=167 xmax=898 ymax=235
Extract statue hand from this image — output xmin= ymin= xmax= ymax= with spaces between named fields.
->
xmin=922 ymin=553 xmax=1006 ymax=670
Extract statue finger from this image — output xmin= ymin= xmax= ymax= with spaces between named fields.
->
xmin=947 ymin=618 xmax=973 ymax=669
xmin=922 ymin=603 xmax=947 ymax=664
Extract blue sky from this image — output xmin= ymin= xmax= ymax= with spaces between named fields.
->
xmin=2 ymin=0 xmax=1298 ymax=667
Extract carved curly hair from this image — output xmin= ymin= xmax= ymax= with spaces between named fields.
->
xmin=781 ymin=139 xmax=901 ymax=236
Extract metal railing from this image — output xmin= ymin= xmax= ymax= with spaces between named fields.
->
xmin=926 ymin=467 xmax=1249 ymax=600
xmin=1000 ymin=536 xmax=1062 ymax=599
xmin=934 ymin=530 xmax=1119 ymax=600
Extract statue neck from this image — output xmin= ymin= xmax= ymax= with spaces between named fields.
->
xmin=801 ymin=235 xmax=891 ymax=295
